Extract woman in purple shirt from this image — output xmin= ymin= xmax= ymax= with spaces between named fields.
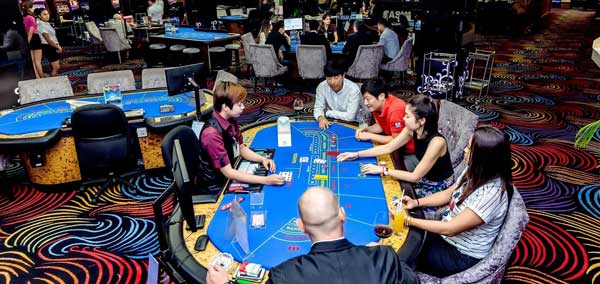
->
xmin=21 ymin=0 xmax=43 ymax=78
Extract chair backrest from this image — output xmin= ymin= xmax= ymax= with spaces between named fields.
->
xmin=213 ymin=70 xmax=238 ymax=92
xmin=87 ymin=70 xmax=136 ymax=94
xmin=438 ymin=99 xmax=479 ymax=180
xmin=18 ymin=76 xmax=74 ymax=105
xmin=99 ymin=27 xmax=132 ymax=52
xmin=229 ymin=8 xmax=244 ymax=16
xmin=249 ymin=43 xmax=286 ymax=77
xmin=85 ymin=21 xmax=103 ymax=44
xmin=240 ymin=32 xmax=257 ymax=64
xmin=346 ymin=44 xmax=383 ymax=80
xmin=381 ymin=36 xmax=413 ymax=72
xmin=142 ymin=68 xmax=168 ymax=89
xmin=439 ymin=189 xmax=529 ymax=284
xmin=71 ymin=104 xmax=132 ymax=176
xmin=296 ymin=45 xmax=327 ymax=79
xmin=161 ymin=125 xmax=201 ymax=182
xmin=216 ymin=9 xmax=227 ymax=18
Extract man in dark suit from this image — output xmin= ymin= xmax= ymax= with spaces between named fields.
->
xmin=206 ymin=187 xmax=419 ymax=284
xmin=300 ymin=20 xmax=332 ymax=60
xmin=342 ymin=20 xmax=372 ymax=69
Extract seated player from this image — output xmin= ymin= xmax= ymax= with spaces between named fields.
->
xmin=265 ymin=20 xmax=291 ymax=63
xmin=377 ymin=18 xmax=400 ymax=63
xmin=355 ymin=78 xmax=417 ymax=170
xmin=342 ymin=20 xmax=372 ymax=68
xmin=300 ymin=20 xmax=332 ymax=60
xmin=313 ymin=61 xmax=363 ymax=130
xmin=338 ymin=94 xmax=454 ymax=198
xmin=399 ymin=126 xmax=512 ymax=278
xmin=206 ymin=186 xmax=419 ymax=284
xmin=197 ymin=81 xmax=285 ymax=191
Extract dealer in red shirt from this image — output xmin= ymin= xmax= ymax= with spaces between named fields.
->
xmin=355 ymin=78 xmax=418 ymax=170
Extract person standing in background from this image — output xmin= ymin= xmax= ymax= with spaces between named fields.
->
xmin=318 ymin=13 xmax=338 ymax=43
xmin=147 ymin=0 xmax=164 ymax=23
xmin=36 ymin=8 xmax=62 ymax=77
xmin=21 ymin=0 xmax=43 ymax=78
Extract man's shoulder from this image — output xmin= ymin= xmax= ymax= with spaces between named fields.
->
xmin=343 ymin=79 xmax=360 ymax=93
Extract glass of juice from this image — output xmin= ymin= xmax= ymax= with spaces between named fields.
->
xmin=392 ymin=209 xmax=406 ymax=236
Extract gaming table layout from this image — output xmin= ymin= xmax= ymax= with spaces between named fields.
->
xmin=289 ymin=41 xmax=345 ymax=54
xmin=151 ymin=27 xmax=240 ymax=44
xmin=219 ymin=15 xmax=248 ymax=21
xmin=0 ymin=90 xmax=212 ymax=148
xmin=168 ymin=120 xmax=424 ymax=283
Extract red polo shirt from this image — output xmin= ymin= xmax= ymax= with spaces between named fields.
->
xmin=200 ymin=112 xmax=243 ymax=169
xmin=373 ymin=95 xmax=415 ymax=154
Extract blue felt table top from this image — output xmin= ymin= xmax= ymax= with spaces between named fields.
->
xmin=219 ymin=15 xmax=248 ymax=20
xmin=161 ymin=27 xmax=239 ymax=41
xmin=289 ymin=41 xmax=345 ymax=53
xmin=0 ymin=90 xmax=195 ymax=135
xmin=206 ymin=122 xmax=388 ymax=269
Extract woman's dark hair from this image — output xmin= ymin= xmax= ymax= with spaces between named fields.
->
xmin=456 ymin=126 xmax=513 ymax=206
xmin=322 ymin=13 xmax=330 ymax=21
xmin=361 ymin=78 xmax=388 ymax=98
xmin=21 ymin=0 xmax=34 ymax=16
xmin=272 ymin=20 xmax=284 ymax=32
xmin=407 ymin=94 xmax=438 ymax=137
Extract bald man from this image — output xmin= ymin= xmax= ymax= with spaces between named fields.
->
xmin=206 ymin=187 xmax=419 ymax=284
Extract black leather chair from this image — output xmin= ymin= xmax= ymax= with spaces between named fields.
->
xmin=71 ymin=104 xmax=140 ymax=204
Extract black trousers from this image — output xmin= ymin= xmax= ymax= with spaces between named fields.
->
xmin=403 ymin=232 xmax=481 ymax=278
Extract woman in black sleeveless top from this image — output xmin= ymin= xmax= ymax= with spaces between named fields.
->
xmin=338 ymin=94 xmax=454 ymax=198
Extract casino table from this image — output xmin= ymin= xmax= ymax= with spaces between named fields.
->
xmin=150 ymin=28 xmax=240 ymax=70
xmin=289 ymin=41 xmax=345 ymax=54
xmin=152 ymin=27 xmax=240 ymax=44
xmin=218 ymin=16 xmax=248 ymax=34
xmin=0 ymin=89 xmax=213 ymax=185
xmin=166 ymin=119 xmax=424 ymax=283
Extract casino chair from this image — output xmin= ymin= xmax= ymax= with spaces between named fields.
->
xmin=87 ymin=70 xmax=136 ymax=94
xmin=99 ymin=27 xmax=132 ymax=64
xmin=240 ymin=32 xmax=256 ymax=71
xmin=380 ymin=35 xmax=414 ymax=86
xmin=17 ymin=76 xmax=74 ymax=105
xmin=212 ymin=70 xmax=238 ymax=92
xmin=71 ymin=104 xmax=141 ymax=204
xmin=296 ymin=45 xmax=327 ymax=80
xmin=417 ymin=188 xmax=530 ymax=284
xmin=141 ymin=68 xmax=169 ymax=89
xmin=437 ymin=100 xmax=479 ymax=180
xmin=346 ymin=44 xmax=384 ymax=82
xmin=248 ymin=43 xmax=288 ymax=90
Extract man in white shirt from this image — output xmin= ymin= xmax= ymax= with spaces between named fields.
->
xmin=377 ymin=18 xmax=400 ymax=63
xmin=147 ymin=0 xmax=164 ymax=23
xmin=313 ymin=61 xmax=363 ymax=129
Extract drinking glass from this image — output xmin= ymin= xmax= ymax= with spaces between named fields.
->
xmin=373 ymin=211 xmax=393 ymax=244
xmin=293 ymin=98 xmax=304 ymax=114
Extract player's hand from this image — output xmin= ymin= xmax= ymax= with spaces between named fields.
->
xmin=318 ymin=116 xmax=331 ymax=129
xmin=206 ymin=265 xmax=229 ymax=284
xmin=337 ymin=152 xmax=358 ymax=162
xmin=401 ymin=196 xmax=419 ymax=210
xmin=265 ymin=174 xmax=285 ymax=186
xmin=56 ymin=46 xmax=63 ymax=54
xmin=361 ymin=163 xmax=383 ymax=175
xmin=262 ymin=158 xmax=276 ymax=172
xmin=355 ymin=128 xmax=366 ymax=141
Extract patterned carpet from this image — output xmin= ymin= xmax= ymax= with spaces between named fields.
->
xmin=1 ymin=8 xmax=599 ymax=284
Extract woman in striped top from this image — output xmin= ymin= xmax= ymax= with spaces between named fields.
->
xmin=400 ymin=126 xmax=513 ymax=277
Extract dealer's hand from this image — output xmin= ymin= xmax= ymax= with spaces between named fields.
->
xmin=265 ymin=174 xmax=285 ymax=186
xmin=337 ymin=152 xmax=359 ymax=162
xmin=206 ymin=265 xmax=229 ymax=284
xmin=262 ymin=158 xmax=276 ymax=173
xmin=318 ymin=116 xmax=331 ymax=130
xmin=361 ymin=163 xmax=383 ymax=175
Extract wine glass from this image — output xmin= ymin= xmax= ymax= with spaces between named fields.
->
xmin=293 ymin=98 xmax=304 ymax=114
xmin=373 ymin=211 xmax=393 ymax=244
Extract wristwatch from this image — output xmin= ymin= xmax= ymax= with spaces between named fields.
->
xmin=383 ymin=167 xmax=389 ymax=176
